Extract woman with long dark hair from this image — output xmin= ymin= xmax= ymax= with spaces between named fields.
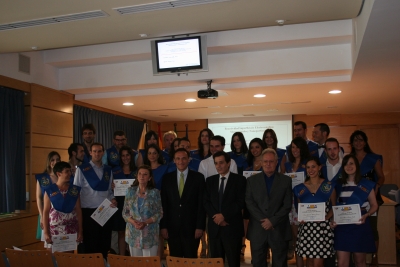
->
xmin=35 ymin=151 xmax=61 ymax=245
xmin=245 ymin=138 xmax=266 ymax=171
xmin=136 ymin=131 xmax=162 ymax=167
xmin=262 ymin=129 xmax=286 ymax=172
xmin=350 ymin=130 xmax=384 ymax=267
xmin=191 ymin=128 xmax=214 ymax=161
xmin=331 ymin=154 xmax=378 ymax=267
xmin=293 ymin=157 xmax=335 ymax=267
xmin=112 ymin=146 xmax=137 ymax=255
xmin=281 ymin=137 xmax=310 ymax=266
xmin=144 ymin=144 xmax=168 ymax=190
xmin=228 ymin=132 xmax=248 ymax=175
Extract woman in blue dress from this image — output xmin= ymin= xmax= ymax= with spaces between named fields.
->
xmin=228 ymin=132 xmax=248 ymax=175
xmin=136 ymin=131 xmax=161 ymax=166
xmin=281 ymin=137 xmax=310 ymax=265
xmin=245 ymin=138 xmax=266 ymax=172
xmin=293 ymin=157 xmax=335 ymax=267
xmin=143 ymin=144 xmax=168 ymax=191
xmin=112 ymin=146 xmax=137 ymax=255
xmin=262 ymin=129 xmax=286 ymax=172
xmin=331 ymin=154 xmax=378 ymax=267
xmin=35 ymin=151 xmax=61 ymax=244
xmin=350 ymin=130 xmax=384 ymax=267
xmin=190 ymin=128 xmax=214 ymax=161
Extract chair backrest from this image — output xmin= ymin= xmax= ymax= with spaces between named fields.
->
xmin=166 ymin=256 xmax=224 ymax=267
xmin=380 ymin=184 xmax=399 ymax=199
xmin=1 ymin=252 xmax=10 ymax=267
xmin=5 ymin=248 xmax=54 ymax=267
xmin=108 ymin=255 xmax=160 ymax=267
xmin=54 ymin=251 xmax=105 ymax=267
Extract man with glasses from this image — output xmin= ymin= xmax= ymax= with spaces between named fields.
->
xmin=103 ymin=130 xmax=128 ymax=168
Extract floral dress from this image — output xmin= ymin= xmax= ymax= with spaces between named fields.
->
xmin=123 ymin=186 xmax=162 ymax=249
xmin=49 ymin=190 xmax=78 ymax=236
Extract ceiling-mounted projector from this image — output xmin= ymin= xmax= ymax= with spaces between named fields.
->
xmin=198 ymin=80 xmax=218 ymax=99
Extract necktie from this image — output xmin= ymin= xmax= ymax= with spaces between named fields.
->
xmin=178 ymin=172 xmax=184 ymax=197
xmin=318 ymin=145 xmax=326 ymax=149
xmin=219 ymin=177 xmax=226 ymax=211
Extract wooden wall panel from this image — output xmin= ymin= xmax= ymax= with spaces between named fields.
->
xmin=24 ymin=106 xmax=31 ymax=132
xmin=0 ymin=216 xmax=38 ymax=250
xmin=293 ymin=114 xmax=342 ymax=127
xmin=31 ymin=84 xmax=73 ymax=113
xmin=329 ymin=126 xmax=357 ymax=144
xmin=0 ymin=74 xmax=30 ymax=92
xmin=31 ymin=148 xmax=68 ymax=174
xmin=31 ymin=133 xmax=72 ymax=150
xmin=341 ymin=113 xmax=400 ymax=126
xmin=31 ymin=107 xmax=73 ymax=137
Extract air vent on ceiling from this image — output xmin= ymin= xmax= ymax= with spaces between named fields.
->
xmin=114 ymin=0 xmax=231 ymax=15
xmin=0 ymin=10 xmax=108 ymax=31
xmin=19 ymin=54 xmax=30 ymax=74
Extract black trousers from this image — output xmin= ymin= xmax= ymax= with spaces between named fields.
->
xmin=209 ymin=233 xmax=242 ymax=267
xmin=168 ymin=234 xmax=200 ymax=258
xmin=78 ymin=208 xmax=112 ymax=259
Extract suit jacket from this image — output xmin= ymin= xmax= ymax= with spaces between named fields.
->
xmin=160 ymin=169 xmax=206 ymax=238
xmin=245 ymin=171 xmax=292 ymax=242
xmin=204 ymin=172 xmax=246 ymax=239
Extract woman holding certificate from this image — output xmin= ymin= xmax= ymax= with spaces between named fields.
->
xmin=123 ymin=165 xmax=162 ymax=256
xmin=36 ymin=151 xmax=60 ymax=244
xmin=293 ymin=157 xmax=335 ymax=267
xmin=281 ymin=137 xmax=310 ymax=265
xmin=112 ymin=146 xmax=137 ymax=255
xmin=331 ymin=154 xmax=378 ymax=267
xmin=42 ymin=161 xmax=82 ymax=251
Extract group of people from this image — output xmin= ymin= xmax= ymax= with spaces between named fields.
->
xmin=35 ymin=122 xmax=384 ymax=267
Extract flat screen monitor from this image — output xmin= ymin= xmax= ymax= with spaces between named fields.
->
xmin=153 ymin=36 xmax=205 ymax=73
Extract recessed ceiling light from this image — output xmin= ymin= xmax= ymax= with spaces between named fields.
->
xmin=123 ymin=102 xmax=134 ymax=106
xmin=31 ymin=46 xmax=38 ymax=50
xmin=139 ymin=34 xmax=148 ymax=38
xmin=185 ymin=98 xmax=197 ymax=102
xmin=329 ymin=90 xmax=342 ymax=94
xmin=254 ymin=94 xmax=266 ymax=98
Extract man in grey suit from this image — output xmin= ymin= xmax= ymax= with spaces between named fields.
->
xmin=245 ymin=148 xmax=292 ymax=267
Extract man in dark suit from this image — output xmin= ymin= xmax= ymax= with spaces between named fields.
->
xmin=246 ymin=148 xmax=292 ymax=267
xmin=204 ymin=151 xmax=246 ymax=267
xmin=160 ymin=148 xmax=206 ymax=258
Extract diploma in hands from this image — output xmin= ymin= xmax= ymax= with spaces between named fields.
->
xmin=286 ymin=172 xmax=305 ymax=189
xmin=298 ymin=202 xmax=326 ymax=222
xmin=114 ymin=179 xmax=135 ymax=196
xmin=333 ymin=204 xmax=361 ymax=224
xmin=90 ymin=198 xmax=118 ymax=226
xmin=51 ymin=233 xmax=77 ymax=253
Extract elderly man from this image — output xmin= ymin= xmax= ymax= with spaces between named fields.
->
xmin=246 ymin=148 xmax=292 ymax=267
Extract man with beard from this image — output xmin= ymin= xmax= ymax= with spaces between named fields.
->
xmin=81 ymin=123 xmax=96 ymax=163
xmin=103 ymin=130 xmax=128 ymax=168
xmin=68 ymin=143 xmax=85 ymax=175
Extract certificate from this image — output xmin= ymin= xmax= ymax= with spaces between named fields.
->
xmin=286 ymin=172 xmax=305 ymax=189
xmin=114 ymin=179 xmax=135 ymax=196
xmin=90 ymin=198 xmax=118 ymax=226
xmin=298 ymin=202 xmax=326 ymax=222
xmin=51 ymin=233 xmax=77 ymax=253
xmin=243 ymin=171 xmax=261 ymax=179
xmin=333 ymin=204 xmax=361 ymax=225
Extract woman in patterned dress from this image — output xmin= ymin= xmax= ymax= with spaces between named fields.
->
xmin=123 ymin=165 xmax=162 ymax=256
xmin=293 ymin=157 xmax=335 ymax=267
xmin=42 ymin=161 xmax=82 ymax=252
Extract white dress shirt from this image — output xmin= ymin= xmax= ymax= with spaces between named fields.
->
xmin=326 ymin=157 xmax=342 ymax=181
xmin=198 ymin=156 xmax=237 ymax=179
